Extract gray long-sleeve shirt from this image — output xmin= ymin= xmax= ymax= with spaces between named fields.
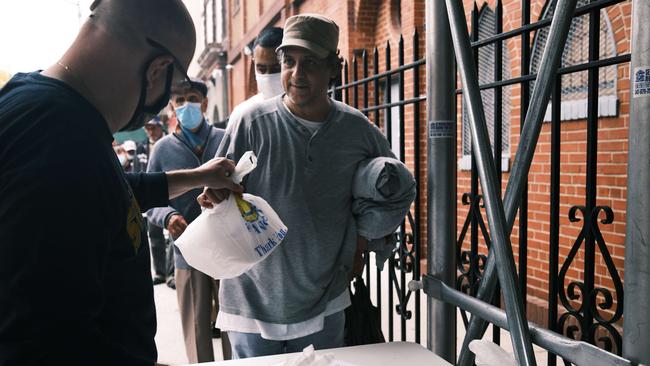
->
xmin=216 ymin=96 xmax=394 ymax=324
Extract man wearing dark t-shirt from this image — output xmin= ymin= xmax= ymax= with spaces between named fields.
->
xmin=0 ymin=1 xmax=242 ymax=365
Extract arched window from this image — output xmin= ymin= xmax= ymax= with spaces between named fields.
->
xmin=531 ymin=0 xmax=618 ymax=121
xmin=460 ymin=6 xmax=511 ymax=171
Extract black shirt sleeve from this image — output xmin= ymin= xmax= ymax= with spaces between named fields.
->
xmin=125 ymin=172 xmax=169 ymax=212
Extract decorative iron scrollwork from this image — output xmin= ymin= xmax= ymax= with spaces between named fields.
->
xmin=456 ymin=193 xmax=493 ymax=328
xmin=387 ymin=211 xmax=418 ymax=321
xmin=558 ymin=205 xmax=623 ymax=355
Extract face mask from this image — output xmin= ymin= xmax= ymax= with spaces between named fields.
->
xmin=120 ymin=63 xmax=174 ymax=132
xmin=175 ymin=102 xmax=204 ymax=130
xmin=255 ymin=72 xmax=284 ymax=99
xmin=118 ymin=154 xmax=127 ymax=166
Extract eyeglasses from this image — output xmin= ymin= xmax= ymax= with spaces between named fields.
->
xmin=146 ymin=37 xmax=191 ymax=90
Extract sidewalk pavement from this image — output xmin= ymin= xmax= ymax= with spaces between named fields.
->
xmin=154 ymin=282 xmax=227 ymax=366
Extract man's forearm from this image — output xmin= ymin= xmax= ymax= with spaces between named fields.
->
xmin=166 ymin=169 xmax=205 ymax=199
xmin=165 ymin=157 xmax=239 ymax=200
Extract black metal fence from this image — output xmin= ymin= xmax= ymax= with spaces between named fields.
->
xmin=330 ymin=31 xmax=426 ymax=344
xmin=331 ymin=0 xmax=629 ymax=364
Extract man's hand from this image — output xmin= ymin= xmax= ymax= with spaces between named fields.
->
xmin=197 ymin=187 xmax=232 ymax=209
xmin=167 ymin=157 xmax=243 ymax=199
xmin=195 ymin=158 xmax=242 ymax=192
xmin=349 ymin=236 xmax=369 ymax=280
xmin=167 ymin=214 xmax=188 ymax=239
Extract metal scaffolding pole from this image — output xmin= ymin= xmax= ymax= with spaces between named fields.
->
xmin=421 ymin=275 xmax=635 ymax=366
xmin=622 ymin=0 xmax=650 ymax=364
xmin=444 ymin=0 xmax=536 ymax=364
xmin=456 ymin=1 xmax=579 ymax=365
xmin=425 ymin=0 xmax=456 ymax=363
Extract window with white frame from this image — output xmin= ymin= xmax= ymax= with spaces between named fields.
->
xmin=531 ymin=0 xmax=618 ymax=121
xmin=380 ymin=78 xmax=402 ymax=160
xmin=460 ymin=6 xmax=512 ymax=171
xmin=203 ymin=0 xmax=220 ymax=46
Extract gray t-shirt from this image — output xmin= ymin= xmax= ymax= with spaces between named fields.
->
xmin=216 ymin=96 xmax=394 ymax=324
xmin=285 ymin=103 xmax=323 ymax=135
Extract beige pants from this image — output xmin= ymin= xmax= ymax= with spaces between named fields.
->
xmin=176 ymin=268 xmax=231 ymax=363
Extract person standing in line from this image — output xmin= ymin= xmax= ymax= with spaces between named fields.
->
xmin=226 ymin=27 xmax=284 ymax=127
xmin=200 ymin=14 xmax=394 ymax=359
xmin=147 ymin=79 xmax=231 ymax=363
xmin=140 ymin=116 xmax=174 ymax=286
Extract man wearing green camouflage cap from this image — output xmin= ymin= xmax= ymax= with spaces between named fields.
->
xmin=201 ymin=13 xmax=395 ymax=359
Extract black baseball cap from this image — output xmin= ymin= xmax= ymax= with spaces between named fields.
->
xmin=171 ymin=77 xmax=208 ymax=97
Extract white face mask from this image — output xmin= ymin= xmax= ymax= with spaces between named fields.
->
xmin=118 ymin=154 xmax=128 ymax=167
xmin=255 ymin=72 xmax=284 ymax=99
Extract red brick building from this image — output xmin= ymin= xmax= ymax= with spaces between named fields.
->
xmin=197 ymin=0 xmax=631 ymax=330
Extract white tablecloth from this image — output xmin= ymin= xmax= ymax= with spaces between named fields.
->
xmin=183 ymin=342 xmax=452 ymax=366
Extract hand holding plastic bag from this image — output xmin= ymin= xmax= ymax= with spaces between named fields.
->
xmin=175 ymin=152 xmax=288 ymax=279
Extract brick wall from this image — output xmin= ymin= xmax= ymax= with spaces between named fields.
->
xmin=228 ymin=0 xmax=244 ymax=51
xmin=246 ymin=0 xmax=261 ymax=27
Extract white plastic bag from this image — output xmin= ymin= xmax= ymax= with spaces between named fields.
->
xmin=175 ymin=152 xmax=288 ymax=279
xmin=281 ymin=345 xmax=334 ymax=366
xmin=468 ymin=339 xmax=516 ymax=366
xmin=276 ymin=345 xmax=361 ymax=366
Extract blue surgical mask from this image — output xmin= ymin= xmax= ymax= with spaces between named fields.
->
xmin=175 ymin=102 xmax=204 ymax=130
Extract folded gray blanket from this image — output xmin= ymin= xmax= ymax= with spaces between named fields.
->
xmin=353 ymin=157 xmax=416 ymax=269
